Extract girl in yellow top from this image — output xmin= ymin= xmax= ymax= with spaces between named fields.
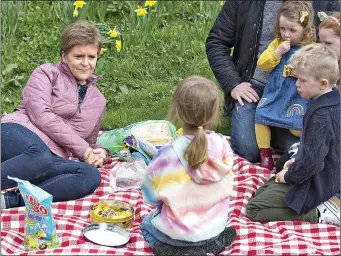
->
xmin=254 ymin=1 xmax=315 ymax=170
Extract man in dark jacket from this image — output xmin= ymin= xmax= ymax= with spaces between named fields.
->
xmin=206 ymin=0 xmax=340 ymax=163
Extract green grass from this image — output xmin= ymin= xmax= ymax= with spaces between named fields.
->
xmin=1 ymin=1 xmax=231 ymax=135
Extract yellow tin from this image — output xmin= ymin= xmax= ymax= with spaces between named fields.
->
xmin=89 ymin=200 xmax=134 ymax=230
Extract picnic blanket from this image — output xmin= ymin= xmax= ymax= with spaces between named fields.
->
xmin=1 ymin=138 xmax=340 ymax=255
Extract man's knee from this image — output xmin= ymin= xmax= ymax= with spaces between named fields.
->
xmin=231 ymin=104 xmax=259 ymax=162
xmin=240 ymin=150 xmax=260 ymax=163
xmin=231 ymin=136 xmax=259 ymax=162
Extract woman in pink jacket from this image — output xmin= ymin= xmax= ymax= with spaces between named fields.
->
xmin=1 ymin=21 xmax=108 ymax=209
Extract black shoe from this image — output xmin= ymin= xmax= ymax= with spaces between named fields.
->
xmin=202 ymin=227 xmax=237 ymax=255
xmin=152 ymin=242 xmax=206 ymax=256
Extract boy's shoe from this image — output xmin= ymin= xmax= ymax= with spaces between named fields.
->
xmin=1 ymin=193 xmax=6 ymax=210
xmin=259 ymin=148 xmax=274 ymax=170
xmin=317 ymin=196 xmax=340 ymax=226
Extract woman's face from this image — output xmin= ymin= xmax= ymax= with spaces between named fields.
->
xmin=319 ymin=28 xmax=340 ymax=60
xmin=62 ymin=44 xmax=98 ymax=84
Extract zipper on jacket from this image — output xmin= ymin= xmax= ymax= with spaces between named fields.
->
xmin=77 ymin=84 xmax=81 ymax=113
xmin=248 ymin=5 xmax=264 ymax=81
xmin=77 ymin=83 xmax=93 ymax=114
xmin=62 ymin=65 xmax=100 ymax=121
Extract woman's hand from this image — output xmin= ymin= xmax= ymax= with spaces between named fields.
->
xmin=92 ymin=148 xmax=107 ymax=168
xmin=83 ymin=147 xmax=106 ymax=167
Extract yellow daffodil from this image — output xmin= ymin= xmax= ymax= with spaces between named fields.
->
xmin=145 ymin=1 xmax=157 ymax=7
xmin=73 ymin=8 xmax=79 ymax=17
xmin=220 ymin=1 xmax=224 ymax=6
xmin=72 ymin=1 xmax=86 ymax=17
xmin=116 ymin=40 xmax=122 ymax=52
xmin=73 ymin=1 xmax=86 ymax=9
xmin=107 ymin=29 xmax=118 ymax=38
xmin=135 ymin=7 xmax=148 ymax=17
xmin=99 ymin=48 xmax=107 ymax=55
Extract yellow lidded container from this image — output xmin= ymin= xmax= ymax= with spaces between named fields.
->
xmin=89 ymin=200 xmax=134 ymax=229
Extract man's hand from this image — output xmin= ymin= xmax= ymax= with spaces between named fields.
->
xmin=275 ymin=40 xmax=291 ymax=58
xmin=231 ymin=82 xmax=259 ymax=106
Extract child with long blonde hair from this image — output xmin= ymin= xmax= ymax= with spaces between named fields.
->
xmin=255 ymin=1 xmax=316 ymax=170
xmin=140 ymin=76 xmax=236 ymax=255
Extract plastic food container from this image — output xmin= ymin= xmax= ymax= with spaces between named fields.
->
xmin=90 ymin=200 xmax=134 ymax=229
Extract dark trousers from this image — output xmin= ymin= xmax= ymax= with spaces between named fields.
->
xmin=1 ymin=123 xmax=101 ymax=208
xmin=245 ymin=177 xmax=318 ymax=222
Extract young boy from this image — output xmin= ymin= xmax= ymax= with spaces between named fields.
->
xmin=246 ymin=43 xmax=340 ymax=225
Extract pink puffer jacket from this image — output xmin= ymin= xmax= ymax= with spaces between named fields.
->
xmin=1 ymin=62 xmax=106 ymax=159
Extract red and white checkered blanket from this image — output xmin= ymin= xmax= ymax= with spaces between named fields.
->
xmin=1 ymin=151 xmax=340 ymax=255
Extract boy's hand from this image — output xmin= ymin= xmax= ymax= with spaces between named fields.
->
xmin=275 ymin=40 xmax=291 ymax=58
xmin=275 ymin=169 xmax=288 ymax=183
xmin=283 ymin=158 xmax=295 ymax=170
xmin=275 ymin=158 xmax=295 ymax=183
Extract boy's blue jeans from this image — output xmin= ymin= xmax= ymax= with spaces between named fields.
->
xmin=1 ymin=123 xmax=101 ymax=208
xmin=231 ymin=84 xmax=298 ymax=162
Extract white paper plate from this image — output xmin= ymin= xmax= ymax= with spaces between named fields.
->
xmin=83 ymin=223 xmax=130 ymax=247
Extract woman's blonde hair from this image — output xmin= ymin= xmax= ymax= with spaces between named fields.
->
xmin=60 ymin=21 xmax=102 ymax=58
xmin=319 ymin=12 xmax=340 ymax=37
xmin=169 ymin=76 xmax=221 ymax=169
xmin=274 ymin=1 xmax=316 ymax=45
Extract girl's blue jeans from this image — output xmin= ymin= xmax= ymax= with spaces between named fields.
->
xmin=1 ymin=123 xmax=101 ymax=208
xmin=140 ymin=210 xmax=221 ymax=248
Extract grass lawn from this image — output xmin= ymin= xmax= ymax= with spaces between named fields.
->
xmin=1 ymin=1 xmax=231 ymax=134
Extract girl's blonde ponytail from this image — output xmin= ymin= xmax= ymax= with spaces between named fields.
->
xmin=184 ymin=127 xmax=208 ymax=170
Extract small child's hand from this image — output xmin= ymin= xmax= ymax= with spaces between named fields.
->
xmin=275 ymin=40 xmax=291 ymax=58
xmin=283 ymin=158 xmax=295 ymax=170
xmin=275 ymin=169 xmax=288 ymax=183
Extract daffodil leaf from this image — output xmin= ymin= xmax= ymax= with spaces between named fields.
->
xmin=2 ymin=63 xmax=18 ymax=75
xmin=119 ymin=85 xmax=129 ymax=94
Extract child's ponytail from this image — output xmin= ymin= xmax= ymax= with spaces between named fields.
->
xmin=169 ymin=75 xmax=222 ymax=170
xmin=184 ymin=127 xmax=208 ymax=170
